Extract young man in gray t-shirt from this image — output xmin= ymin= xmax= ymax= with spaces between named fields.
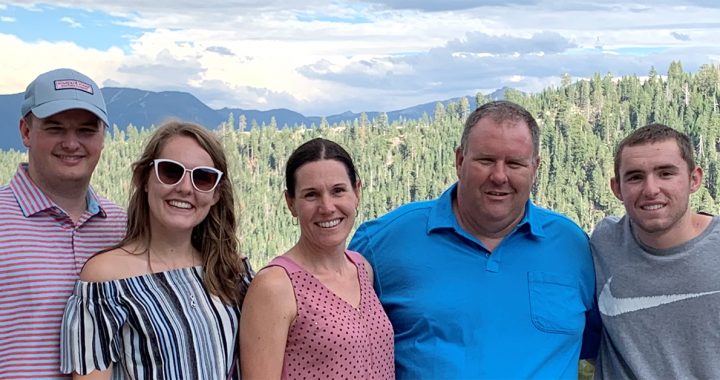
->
xmin=590 ymin=123 xmax=720 ymax=379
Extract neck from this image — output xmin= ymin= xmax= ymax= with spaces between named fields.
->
xmin=286 ymin=239 xmax=348 ymax=274
xmin=27 ymin=165 xmax=89 ymax=223
xmin=636 ymin=212 xmax=712 ymax=250
xmin=147 ymin=237 xmax=199 ymax=269
xmin=452 ymin=198 xmax=521 ymax=252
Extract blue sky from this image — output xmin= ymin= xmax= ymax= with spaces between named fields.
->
xmin=0 ymin=5 xmax=141 ymax=51
xmin=1 ymin=1 xmax=720 ymax=116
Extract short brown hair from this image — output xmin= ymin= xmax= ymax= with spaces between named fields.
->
xmin=460 ymin=100 xmax=540 ymax=159
xmin=613 ymin=123 xmax=695 ymax=179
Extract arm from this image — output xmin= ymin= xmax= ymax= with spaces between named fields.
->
xmin=240 ymin=267 xmax=296 ymax=379
xmin=64 ymin=250 xmax=129 ymax=378
xmin=73 ymin=367 xmax=112 ymax=380
xmin=580 ymin=295 xmax=601 ymax=362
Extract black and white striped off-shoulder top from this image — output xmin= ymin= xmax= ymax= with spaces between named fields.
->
xmin=60 ymin=266 xmax=241 ymax=380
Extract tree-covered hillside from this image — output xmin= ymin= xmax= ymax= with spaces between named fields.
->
xmin=2 ymin=61 xmax=719 ymax=270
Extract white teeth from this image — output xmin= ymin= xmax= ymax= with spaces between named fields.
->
xmin=642 ymin=204 xmax=664 ymax=210
xmin=168 ymin=200 xmax=192 ymax=209
xmin=317 ymin=219 xmax=341 ymax=228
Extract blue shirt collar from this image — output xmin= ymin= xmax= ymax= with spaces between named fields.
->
xmin=427 ymin=182 xmax=545 ymax=238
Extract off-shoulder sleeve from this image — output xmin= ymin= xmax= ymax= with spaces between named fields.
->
xmin=60 ymin=280 xmax=129 ymax=375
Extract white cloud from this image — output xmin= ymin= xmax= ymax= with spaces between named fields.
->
xmin=0 ymin=33 xmax=124 ymax=93
xmin=1 ymin=15 xmax=15 ymax=22
xmin=1 ymin=0 xmax=720 ymax=115
xmin=60 ymin=16 xmax=82 ymax=28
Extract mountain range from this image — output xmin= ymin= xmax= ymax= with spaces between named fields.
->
xmin=0 ymin=87 xmax=508 ymax=151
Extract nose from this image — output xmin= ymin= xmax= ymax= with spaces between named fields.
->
xmin=175 ymin=170 xmax=194 ymax=193
xmin=60 ymin=131 xmax=80 ymax=150
xmin=642 ymin=175 xmax=661 ymax=197
xmin=489 ymin=162 xmax=508 ymax=184
xmin=318 ymin=194 xmax=336 ymax=213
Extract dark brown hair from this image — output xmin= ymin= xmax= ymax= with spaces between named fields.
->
xmin=285 ymin=137 xmax=359 ymax=197
xmin=614 ymin=123 xmax=695 ymax=179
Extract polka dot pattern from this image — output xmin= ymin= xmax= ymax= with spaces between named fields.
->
xmin=268 ymin=252 xmax=395 ymax=379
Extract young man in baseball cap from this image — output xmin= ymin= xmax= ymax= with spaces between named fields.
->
xmin=0 ymin=68 xmax=126 ymax=379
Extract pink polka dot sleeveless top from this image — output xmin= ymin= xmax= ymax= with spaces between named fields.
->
xmin=267 ymin=251 xmax=395 ymax=379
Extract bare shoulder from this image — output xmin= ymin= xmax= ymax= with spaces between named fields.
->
xmin=246 ymin=266 xmax=294 ymax=300
xmin=242 ymin=266 xmax=297 ymax=322
xmin=80 ymin=247 xmax=146 ymax=283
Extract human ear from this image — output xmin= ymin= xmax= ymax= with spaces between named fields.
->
xmin=284 ymin=190 xmax=297 ymax=217
xmin=19 ymin=118 xmax=31 ymax=148
xmin=689 ymin=166 xmax=703 ymax=193
xmin=455 ymin=146 xmax=464 ymax=178
xmin=610 ymin=177 xmax=623 ymax=201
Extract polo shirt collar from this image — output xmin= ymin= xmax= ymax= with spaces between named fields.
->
xmin=10 ymin=163 xmax=105 ymax=218
xmin=427 ymin=182 xmax=545 ymax=238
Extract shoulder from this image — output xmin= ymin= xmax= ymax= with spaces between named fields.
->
xmin=347 ymin=250 xmax=373 ymax=278
xmin=710 ymin=215 xmax=720 ymax=232
xmin=590 ymin=215 xmax=624 ymax=241
xmin=356 ymin=199 xmax=435 ymax=236
xmin=530 ymin=204 xmax=588 ymax=241
xmin=97 ymin=196 xmax=127 ymax=219
xmin=250 ymin=266 xmax=293 ymax=294
xmin=243 ymin=265 xmax=296 ymax=315
xmin=0 ymin=184 xmax=18 ymax=210
xmin=0 ymin=187 xmax=22 ymax=226
xmin=80 ymin=247 xmax=146 ymax=282
xmin=531 ymin=204 xmax=582 ymax=229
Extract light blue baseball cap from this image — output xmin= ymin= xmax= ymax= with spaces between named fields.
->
xmin=21 ymin=68 xmax=108 ymax=126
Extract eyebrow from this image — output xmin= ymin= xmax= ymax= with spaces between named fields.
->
xmin=299 ymin=182 xmax=348 ymax=192
xmin=622 ymin=164 xmax=679 ymax=177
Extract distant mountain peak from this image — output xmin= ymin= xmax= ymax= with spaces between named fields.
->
xmin=0 ymin=87 xmax=510 ymax=150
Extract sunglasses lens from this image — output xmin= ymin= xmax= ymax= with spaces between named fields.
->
xmin=192 ymin=168 xmax=220 ymax=191
xmin=156 ymin=161 xmax=185 ymax=185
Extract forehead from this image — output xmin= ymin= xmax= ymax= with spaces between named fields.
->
xmin=158 ymin=135 xmax=213 ymax=163
xmin=295 ymin=159 xmax=351 ymax=185
xmin=467 ymin=118 xmax=533 ymax=155
xmin=619 ymin=140 xmax=684 ymax=173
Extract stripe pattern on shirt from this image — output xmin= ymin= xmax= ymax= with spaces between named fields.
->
xmin=60 ymin=266 xmax=240 ymax=380
xmin=0 ymin=164 xmax=126 ymax=380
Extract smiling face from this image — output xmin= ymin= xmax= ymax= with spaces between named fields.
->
xmin=20 ymin=109 xmax=104 ymax=193
xmin=285 ymin=159 xmax=360 ymax=252
xmin=611 ymin=139 xmax=702 ymax=243
xmin=455 ymin=117 xmax=539 ymax=238
xmin=146 ymin=135 xmax=220 ymax=236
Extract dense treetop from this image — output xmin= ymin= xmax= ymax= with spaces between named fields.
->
xmin=2 ymin=62 xmax=719 ymax=268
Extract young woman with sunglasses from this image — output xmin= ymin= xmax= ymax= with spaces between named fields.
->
xmin=240 ymin=138 xmax=394 ymax=379
xmin=60 ymin=121 xmax=252 ymax=380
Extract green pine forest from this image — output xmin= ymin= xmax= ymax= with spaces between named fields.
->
xmin=2 ymin=61 xmax=720 ymax=271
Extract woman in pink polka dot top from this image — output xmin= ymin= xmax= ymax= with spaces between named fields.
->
xmin=240 ymin=138 xmax=395 ymax=379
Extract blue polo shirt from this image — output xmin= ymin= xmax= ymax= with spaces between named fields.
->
xmin=349 ymin=183 xmax=598 ymax=379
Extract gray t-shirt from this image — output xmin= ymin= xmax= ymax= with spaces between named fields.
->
xmin=590 ymin=215 xmax=720 ymax=380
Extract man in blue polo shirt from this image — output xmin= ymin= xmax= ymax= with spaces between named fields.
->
xmin=349 ymin=100 xmax=599 ymax=379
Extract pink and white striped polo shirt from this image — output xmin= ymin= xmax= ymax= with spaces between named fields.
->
xmin=0 ymin=164 xmax=126 ymax=379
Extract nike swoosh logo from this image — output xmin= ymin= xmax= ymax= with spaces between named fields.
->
xmin=599 ymin=276 xmax=720 ymax=317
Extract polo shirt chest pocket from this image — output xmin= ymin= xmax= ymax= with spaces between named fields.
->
xmin=527 ymin=271 xmax=585 ymax=334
